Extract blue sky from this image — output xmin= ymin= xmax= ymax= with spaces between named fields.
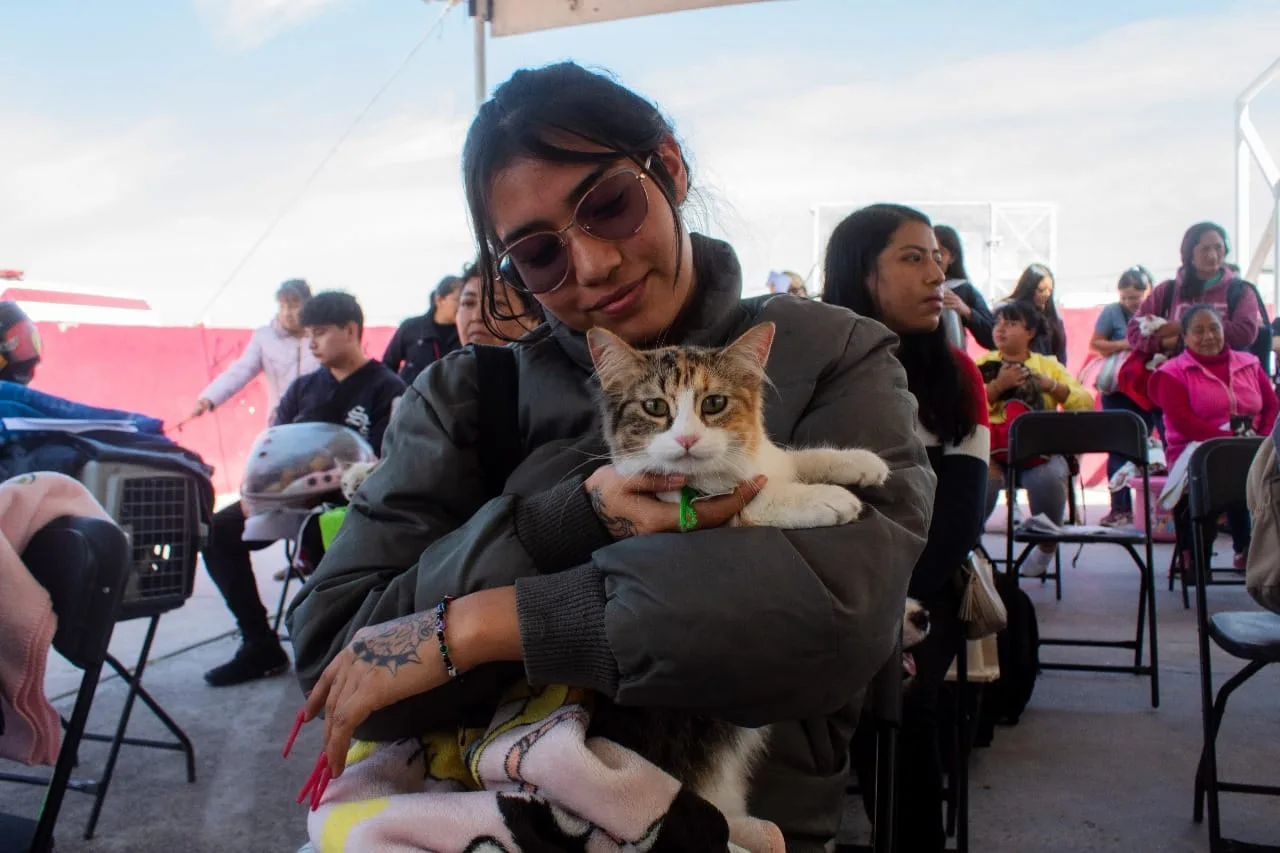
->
xmin=2 ymin=0 xmax=1279 ymax=324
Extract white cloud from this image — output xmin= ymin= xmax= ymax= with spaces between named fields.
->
xmin=195 ymin=0 xmax=351 ymax=48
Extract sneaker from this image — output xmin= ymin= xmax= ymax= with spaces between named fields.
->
xmin=272 ymin=563 xmax=312 ymax=583
xmin=1233 ymin=551 xmax=1247 ymax=571
xmin=1022 ymin=547 xmax=1054 ymax=578
xmin=1099 ymin=511 xmax=1133 ymax=528
xmin=204 ymin=639 xmax=290 ymax=687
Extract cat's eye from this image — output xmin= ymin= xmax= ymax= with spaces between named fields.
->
xmin=641 ymin=398 xmax=669 ymax=417
xmin=701 ymin=395 xmax=728 ymax=415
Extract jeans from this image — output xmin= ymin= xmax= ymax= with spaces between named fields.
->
xmin=985 ymin=455 xmax=1071 ymax=526
xmin=1101 ymin=392 xmax=1155 ymax=513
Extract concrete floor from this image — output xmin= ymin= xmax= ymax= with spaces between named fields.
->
xmin=3 ymin=493 xmax=1278 ymax=852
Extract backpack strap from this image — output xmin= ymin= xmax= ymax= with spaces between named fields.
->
xmin=472 ymin=344 xmax=522 ymax=498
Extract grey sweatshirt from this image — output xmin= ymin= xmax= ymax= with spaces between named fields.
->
xmin=288 ymin=234 xmax=934 ymax=851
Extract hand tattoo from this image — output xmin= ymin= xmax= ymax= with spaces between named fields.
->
xmin=351 ymin=612 xmax=438 ymax=674
xmin=588 ymin=486 xmax=637 ymax=539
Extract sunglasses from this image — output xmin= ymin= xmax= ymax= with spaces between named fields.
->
xmin=497 ymin=160 xmax=652 ymax=295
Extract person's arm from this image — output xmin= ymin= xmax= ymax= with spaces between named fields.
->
xmin=1090 ymin=305 xmax=1130 ymax=356
xmin=198 ymin=328 xmax=266 ymax=407
xmin=957 ymin=284 xmax=995 ymax=349
xmin=1224 ymin=283 xmax=1261 ymax=352
xmin=1035 ymin=358 xmax=1093 ymax=411
xmin=1054 ymin=319 xmax=1069 ymax=367
xmin=1245 ymin=434 xmax=1280 ymax=614
xmin=1126 ymin=284 xmax=1167 ymax=355
xmin=909 ymin=352 xmax=990 ymax=601
xmin=291 ymin=320 xmax=935 ymax=734
xmin=381 ymin=322 xmax=408 ymax=373
xmin=1148 ymin=370 xmax=1232 ymax=441
xmin=1255 ymin=364 xmax=1278 ymax=436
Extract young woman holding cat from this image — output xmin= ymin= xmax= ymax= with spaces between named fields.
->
xmin=979 ymin=301 xmax=1094 ymax=577
xmin=822 ymin=203 xmax=991 ymax=852
xmin=287 ymin=63 xmax=934 ymax=852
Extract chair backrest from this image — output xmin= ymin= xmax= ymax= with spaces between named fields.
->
xmin=21 ymin=516 xmax=131 ymax=669
xmin=1187 ymin=438 xmax=1264 ymax=522
xmin=1008 ymin=410 xmax=1150 ymax=467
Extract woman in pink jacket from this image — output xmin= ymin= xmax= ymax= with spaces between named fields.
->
xmin=1149 ymin=304 xmax=1278 ymax=567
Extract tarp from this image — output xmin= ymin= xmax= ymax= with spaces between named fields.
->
xmin=485 ymin=0 xmax=778 ymax=37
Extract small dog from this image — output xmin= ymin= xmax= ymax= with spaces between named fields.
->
xmin=902 ymin=598 xmax=930 ymax=680
xmin=979 ymin=361 xmax=1045 ymax=411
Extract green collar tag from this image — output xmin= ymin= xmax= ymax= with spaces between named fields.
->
xmin=678 ymin=485 xmax=701 ymax=532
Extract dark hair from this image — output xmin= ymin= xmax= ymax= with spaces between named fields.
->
xmin=299 ymin=290 xmax=363 ymax=337
xmin=993 ymin=300 xmax=1045 ymax=340
xmin=276 ymin=278 xmax=311 ymax=302
xmin=1178 ymin=221 xmax=1231 ymax=301
xmin=1118 ymin=265 xmax=1153 ymax=291
xmin=460 ymin=261 xmax=479 ymax=281
xmin=1008 ymin=263 xmax=1063 ymax=354
xmin=461 ymin=62 xmax=687 ymax=330
xmin=822 ymin=203 xmax=977 ymax=446
xmin=432 ymin=274 xmax=465 ymax=306
xmin=933 ymin=224 xmax=969 ymax=281
xmin=1179 ymin=302 xmax=1222 ymax=337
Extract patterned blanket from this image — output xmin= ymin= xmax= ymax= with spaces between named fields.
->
xmin=306 ymin=683 xmax=784 ymax=853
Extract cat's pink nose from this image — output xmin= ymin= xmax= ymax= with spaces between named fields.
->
xmin=674 ymin=434 xmax=699 ymax=450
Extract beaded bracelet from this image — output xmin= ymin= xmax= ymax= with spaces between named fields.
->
xmin=434 ymin=595 xmax=460 ymax=679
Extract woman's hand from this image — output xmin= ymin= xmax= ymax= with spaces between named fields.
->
xmin=994 ymin=362 xmax=1030 ymax=392
xmin=583 ymin=466 xmax=766 ymax=538
xmin=942 ymin=289 xmax=971 ymax=319
xmin=304 ymin=610 xmax=451 ymax=778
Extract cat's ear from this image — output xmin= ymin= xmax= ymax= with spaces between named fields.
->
xmin=723 ymin=322 xmax=775 ymax=377
xmin=587 ymin=327 xmax=644 ymax=385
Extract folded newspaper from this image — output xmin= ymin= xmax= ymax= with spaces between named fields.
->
xmin=1157 ymin=441 xmax=1201 ymax=511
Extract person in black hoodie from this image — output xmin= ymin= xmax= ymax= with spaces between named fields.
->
xmin=382 ymin=274 xmax=463 ymax=384
xmin=203 ymin=290 xmax=405 ymax=687
xmin=934 ymin=224 xmax=995 ymax=349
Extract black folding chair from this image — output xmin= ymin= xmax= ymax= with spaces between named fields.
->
xmin=838 ymin=642 xmax=903 ymax=853
xmin=0 ymin=516 xmax=130 ymax=853
xmin=1170 ymin=502 xmax=1249 ymax=611
xmin=1185 ymin=438 xmax=1280 ymax=852
xmin=69 ymin=463 xmax=204 ymax=838
xmin=1006 ymin=410 xmax=1159 ymax=707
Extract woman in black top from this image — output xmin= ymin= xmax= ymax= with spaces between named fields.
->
xmin=1008 ymin=262 xmax=1068 ymax=365
xmin=935 ymin=224 xmax=995 ymax=349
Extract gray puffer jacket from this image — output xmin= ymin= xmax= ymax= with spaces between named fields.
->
xmin=288 ymin=234 xmax=935 ymax=852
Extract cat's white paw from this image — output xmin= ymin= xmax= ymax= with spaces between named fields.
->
xmin=828 ymin=450 xmax=891 ymax=487
xmin=740 ymin=483 xmax=863 ymax=528
xmin=800 ymin=484 xmax=864 ymax=525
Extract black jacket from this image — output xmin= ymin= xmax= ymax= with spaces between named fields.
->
xmin=274 ymin=360 xmax=406 ymax=454
xmin=382 ymin=312 xmax=460 ymax=385
xmin=951 ymin=282 xmax=996 ymax=350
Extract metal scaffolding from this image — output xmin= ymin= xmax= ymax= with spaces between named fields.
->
xmin=1235 ymin=57 xmax=1280 ymax=306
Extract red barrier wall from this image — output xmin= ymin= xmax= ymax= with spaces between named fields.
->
xmin=31 ymin=322 xmax=394 ymax=495
xmin=29 ymin=307 xmax=1110 ymax=496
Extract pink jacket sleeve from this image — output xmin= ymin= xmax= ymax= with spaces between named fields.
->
xmin=1255 ymin=364 xmax=1278 ymax=436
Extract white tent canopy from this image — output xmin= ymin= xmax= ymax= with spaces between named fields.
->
xmin=479 ymin=0 xmax=777 ymax=38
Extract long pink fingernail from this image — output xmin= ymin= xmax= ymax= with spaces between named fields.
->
xmin=282 ymin=708 xmax=306 ymax=759
xmin=297 ymin=752 xmax=325 ymax=804
xmin=310 ymin=765 xmax=331 ymax=811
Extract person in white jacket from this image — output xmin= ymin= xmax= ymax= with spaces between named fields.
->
xmin=191 ymin=279 xmax=317 ymax=420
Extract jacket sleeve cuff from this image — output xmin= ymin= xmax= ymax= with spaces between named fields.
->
xmin=515 ymin=567 xmax=619 ymax=696
xmin=514 ymin=477 xmax=614 ymax=572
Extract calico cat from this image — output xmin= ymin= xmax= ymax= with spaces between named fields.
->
xmin=583 ymin=321 xmax=895 ymax=824
xmin=979 ymin=360 xmax=1046 ymax=411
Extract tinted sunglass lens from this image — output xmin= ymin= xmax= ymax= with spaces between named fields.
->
xmin=503 ymin=233 xmax=569 ymax=294
xmin=578 ymin=172 xmax=648 ymax=240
